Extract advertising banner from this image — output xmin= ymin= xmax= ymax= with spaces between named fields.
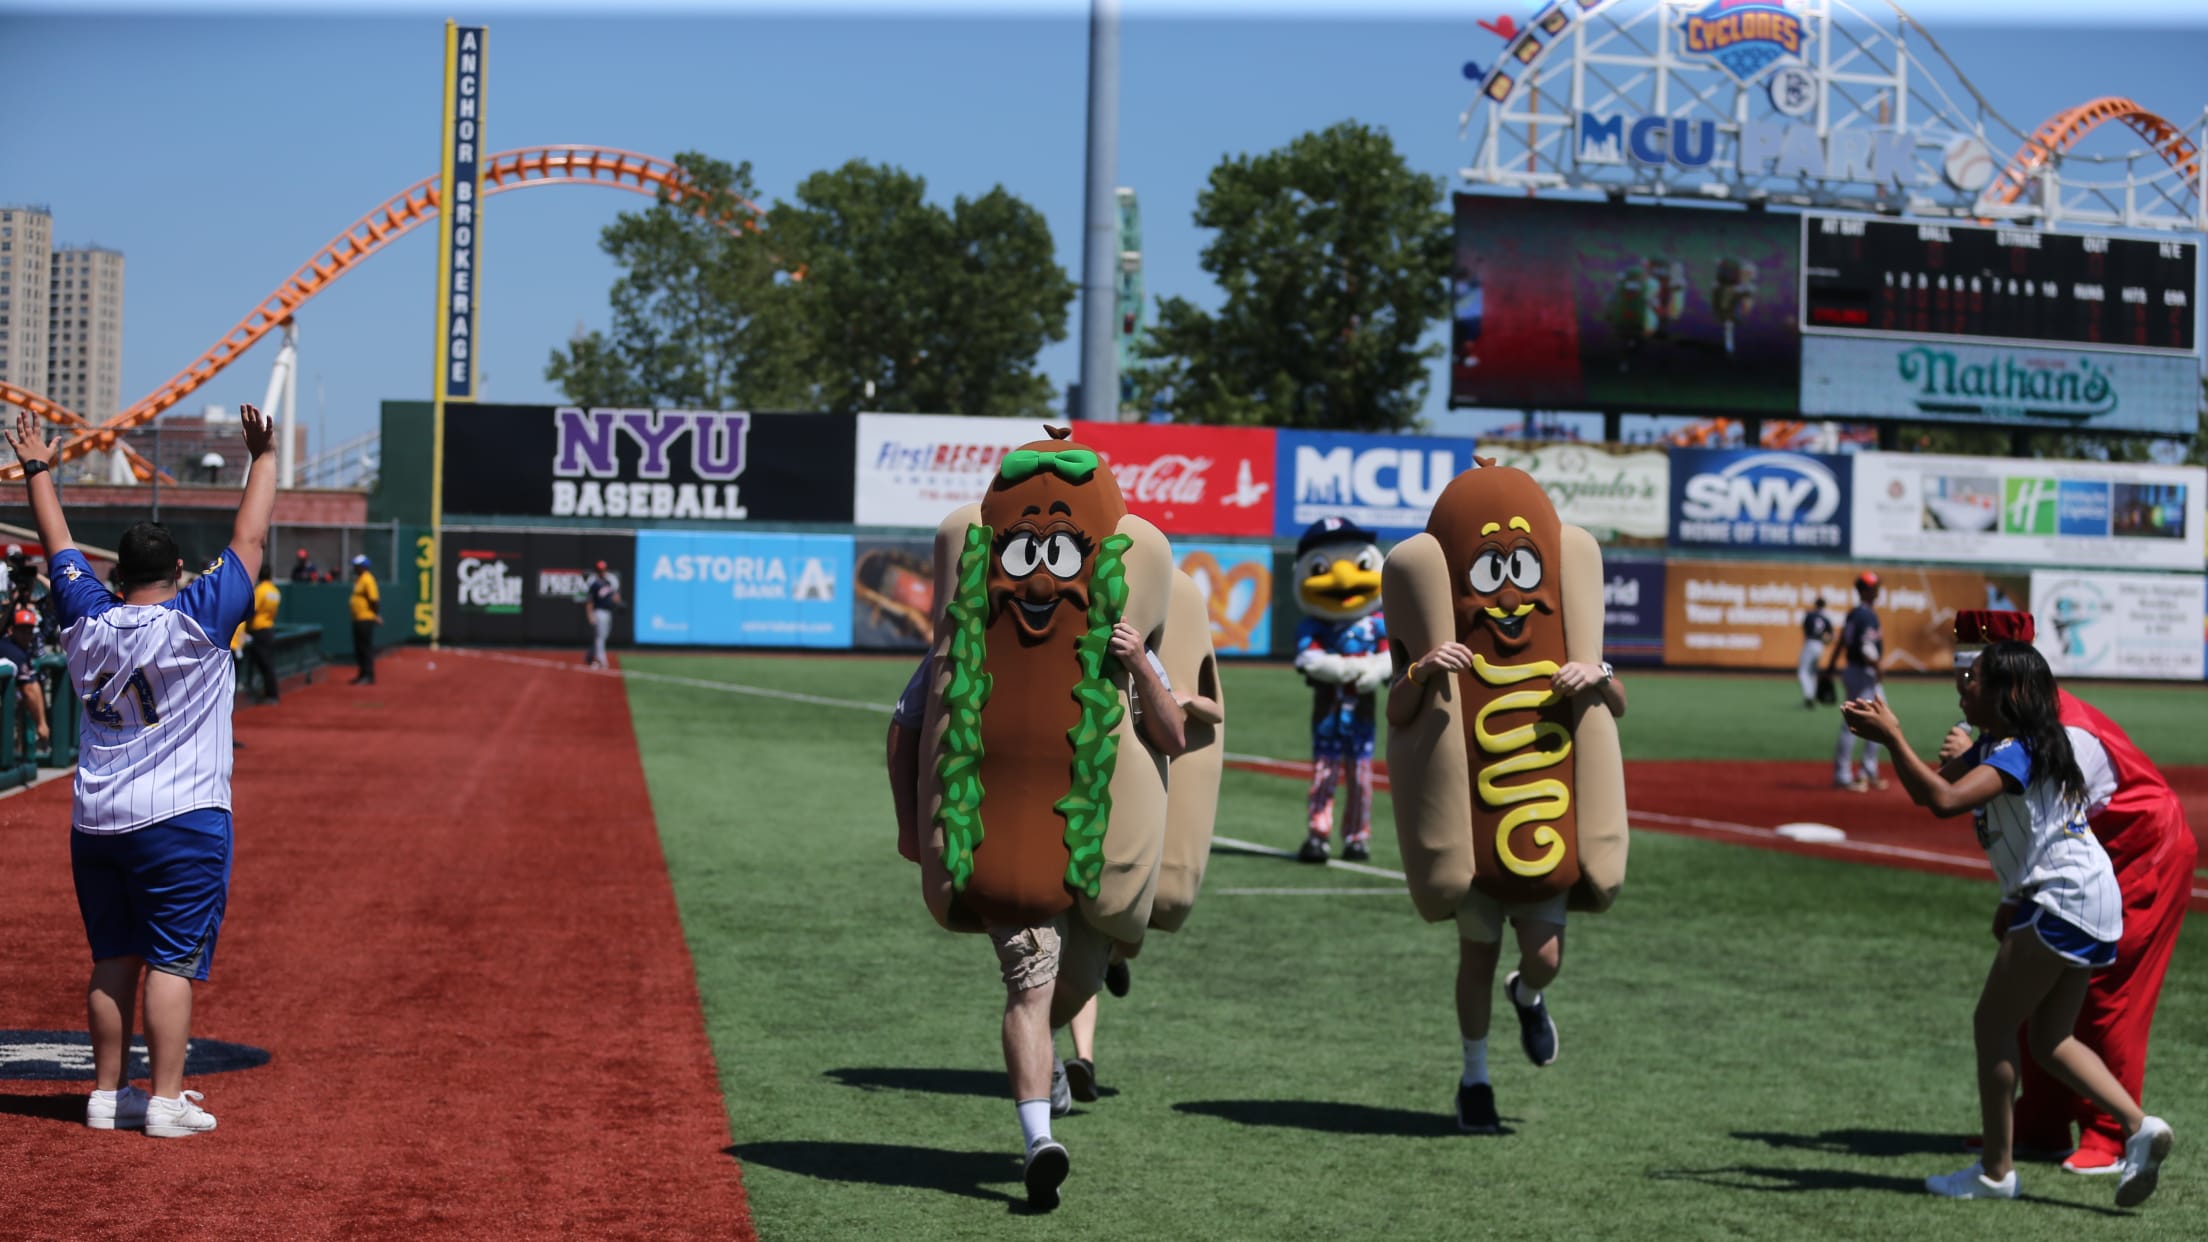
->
xmin=852 ymin=537 xmax=936 ymax=651
xmin=2031 ymin=570 xmax=2207 ymax=682
xmin=1800 ymin=337 xmax=2201 ymax=435
xmin=1663 ymin=559 xmax=2027 ymax=671
xmin=633 ymin=532 xmax=855 ymax=648
xmin=1851 ymin=453 xmax=2205 ymax=571
xmin=439 ymin=530 xmax=635 ymax=647
xmin=1275 ymin=430 xmax=1482 ymax=539
xmin=853 ymin=413 xmax=1040 ymax=528
xmin=433 ymin=23 xmax=485 ymax=402
xmin=1668 ymin=448 xmax=1852 ymax=553
xmin=1173 ymin=541 xmax=1276 ymax=657
xmin=1070 ymin=421 xmax=1277 ymax=537
xmin=442 ymin=406 xmax=856 ymax=524
xmin=1451 ymin=194 xmax=1800 ymax=414
xmin=1603 ymin=560 xmax=1666 ymax=665
xmin=1476 ymin=440 xmax=1670 ymax=545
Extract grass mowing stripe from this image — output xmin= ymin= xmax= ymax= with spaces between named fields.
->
xmin=627 ymin=651 xmax=2208 ymax=1240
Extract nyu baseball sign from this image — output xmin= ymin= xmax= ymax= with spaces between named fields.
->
xmin=1669 ymin=448 xmax=1851 ymax=552
xmin=1274 ymin=430 xmax=1481 ymax=540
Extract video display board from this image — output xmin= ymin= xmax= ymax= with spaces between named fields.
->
xmin=1451 ymin=194 xmax=1800 ymax=414
xmin=1802 ymin=214 xmax=2198 ymax=354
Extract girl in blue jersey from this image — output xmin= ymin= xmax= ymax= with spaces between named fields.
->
xmin=1842 ymin=640 xmax=2174 ymax=1207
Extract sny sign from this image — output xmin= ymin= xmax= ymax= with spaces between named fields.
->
xmin=1670 ymin=448 xmax=1851 ymax=552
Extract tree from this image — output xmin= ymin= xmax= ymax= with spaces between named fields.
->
xmin=768 ymin=161 xmax=1073 ymax=418
xmin=1131 ymin=121 xmax=1453 ymax=431
xmin=545 ymin=152 xmax=802 ymax=409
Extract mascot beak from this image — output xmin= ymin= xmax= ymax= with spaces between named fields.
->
xmin=1301 ymin=557 xmax=1382 ymax=614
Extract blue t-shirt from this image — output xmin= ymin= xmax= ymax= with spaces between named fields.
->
xmin=587 ymin=574 xmax=618 ymax=609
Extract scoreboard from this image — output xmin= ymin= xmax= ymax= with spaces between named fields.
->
xmin=1802 ymin=214 xmax=2198 ymax=355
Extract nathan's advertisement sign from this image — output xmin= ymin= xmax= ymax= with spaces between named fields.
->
xmin=438 ymin=530 xmax=635 ymax=646
xmin=1667 ymin=448 xmax=1851 ymax=552
xmin=1852 ymin=453 xmax=2205 ymax=572
xmin=1274 ymin=430 xmax=1481 ymax=540
xmin=852 ymin=537 xmax=936 ymax=651
xmin=440 ymin=405 xmax=856 ymax=525
xmin=2031 ymin=570 xmax=2206 ymax=681
xmin=1604 ymin=561 xmax=1667 ymax=665
xmin=1070 ymin=422 xmax=1277 ymax=537
xmin=1664 ymin=560 xmax=2027 ymax=671
xmin=1173 ymin=541 xmax=1275 ymax=657
xmin=1476 ymin=441 xmax=1669 ymax=545
xmin=634 ymin=532 xmax=854 ymax=648
xmin=1801 ymin=337 xmax=2199 ymax=436
xmin=853 ymin=414 xmax=1039 ymax=528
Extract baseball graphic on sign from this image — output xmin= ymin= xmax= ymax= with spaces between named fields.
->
xmin=1942 ymin=135 xmax=1997 ymax=193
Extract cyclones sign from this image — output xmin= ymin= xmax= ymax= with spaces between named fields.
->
xmin=1071 ymin=422 xmax=1277 ymax=537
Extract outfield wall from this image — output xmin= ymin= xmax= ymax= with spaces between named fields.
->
xmin=381 ymin=403 xmax=2208 ymax=681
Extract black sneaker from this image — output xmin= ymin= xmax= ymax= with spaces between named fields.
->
xmin=1050 ymin=1059 xmax=1073 ymax=1118
xmin=1298 ymin=834 xmax=1330 ymax=863
xmin=1104 ymin=958 xmax=1131 ymax=998
xmin=1063 ymin=1057 xmax=1099 ymax=1103
xmin=1506 ymin=971 xmax=1558 ymax=1067
xmin=1024 ymin=1136 xmax=1069 ymax=1211
xmin=1343 ymin=837 xmax=1371 ymax=862
xmin=1455 ymin=1081 xmax=1499 ymax=1134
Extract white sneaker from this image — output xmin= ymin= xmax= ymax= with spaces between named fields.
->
xmin=2115 ymin=1116 xmax=2174 ymax=1208
xmin=1924 ymin=1161 xmax=2019 ymax=1199
xmin=144 ymin=1090 xmax=218 ymax=1139
xmin=1023 ymin=1135 xmax=1068 ymax=1211
xmin=85 ymin=1085 xmax=148 ymax=1130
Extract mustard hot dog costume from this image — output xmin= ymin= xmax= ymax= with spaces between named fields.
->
xmin=1383 ymin=462 xmax=1627 ymax=918
xmin=912 ymin=428 xmax=1187 ymax=999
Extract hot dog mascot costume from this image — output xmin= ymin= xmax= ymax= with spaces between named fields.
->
xmin=912 ymin=425 xmax=1195 ymax=1010
xmin=1290 ymin=516 xmax=1390 ymax=863
xmin=1381 ymin=459 xmax=1627 ymax=1131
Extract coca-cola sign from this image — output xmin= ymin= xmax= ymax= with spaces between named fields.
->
xmin=1071 ymin=422 xmax=1278 ymax=537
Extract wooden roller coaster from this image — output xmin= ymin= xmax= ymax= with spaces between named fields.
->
xmin=0 ymin=147 xmax=766 ymax=483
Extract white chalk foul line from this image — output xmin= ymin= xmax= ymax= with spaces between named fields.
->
xmin=446 ymin=648 xmax=894 ymax=714
xmin=1210 ymin=834 xmax=1408 ymax=882
xmin=1214 ymin=887 xmax=1410 ymax=896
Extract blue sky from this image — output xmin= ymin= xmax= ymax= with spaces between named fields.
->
xmin=3 ymin=0 xmax=2205 ymax=458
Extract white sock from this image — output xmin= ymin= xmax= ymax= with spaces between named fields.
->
xmin=1512 ymin=977 xmax=1543 ymax=1008
xmin=1016 ymin=1098 xmax=1052 ymax=1148
xmin=1461 ymin=1037 xmax=1488 ymax=1085
xmin=91 ymin=1088 xmax=118 ymax=1101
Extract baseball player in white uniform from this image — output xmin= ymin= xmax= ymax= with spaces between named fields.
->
xmin=8 ymin=404 xmax=275 ymax=1139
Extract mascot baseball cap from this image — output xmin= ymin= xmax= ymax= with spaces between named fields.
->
xmin=1953 ymin=609 xmax=2034 ymax=668
xmin=1296 ymin=516 xmax=1379 ymax=559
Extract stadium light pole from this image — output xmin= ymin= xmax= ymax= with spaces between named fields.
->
xmin=1078 ymin=0 xmax=1121 ymax=425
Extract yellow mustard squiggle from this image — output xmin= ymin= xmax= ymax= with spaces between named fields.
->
xmin=1470 ymin=653 xmax=1572 ymax=877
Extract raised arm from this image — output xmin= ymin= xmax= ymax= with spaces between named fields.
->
xmin=229 ymin=405 xmax=278 ymax=581
xmin=4 ymin=410 xmax=76 ymax=557
xmin=1840 ymin=697 xmax=2006 ymax=818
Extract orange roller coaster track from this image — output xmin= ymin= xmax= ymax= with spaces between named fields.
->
xmin=1987 ymin=97 xmax=2203 ymax=208
xmin=0 ymin=147 xmax=765 ymax=483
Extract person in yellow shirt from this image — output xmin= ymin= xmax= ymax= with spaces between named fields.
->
xmin=349 ymin=554 xmax=381 ymax=687
xmin=241 ymin=562 xmax=283 ymax=704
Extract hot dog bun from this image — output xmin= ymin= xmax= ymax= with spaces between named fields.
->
xmin=1076 ymin=514 xmax=1174 ymax=945
xmin=919 ymin=502 xmax=988 ymax=934
xmin=1147 ymin=567 xmax=1224 ymax=934
xmin=1381 ymin=532 xmax=1477 ymax=922
xmin=1559 ymin=523 xmax=1627 ymax=912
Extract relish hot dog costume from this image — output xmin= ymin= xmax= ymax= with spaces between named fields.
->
xmin=1147 ymin=567 xmax=1225 ymax=937
xmin=1381 ymin=460 xmax=1627 ymax=1133
xmin=1289 ymin=517 xmax=1389 ymax=863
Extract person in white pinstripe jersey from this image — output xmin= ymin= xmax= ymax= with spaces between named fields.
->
xmin=1842 ymin=629 xmax=2174 ymax=1208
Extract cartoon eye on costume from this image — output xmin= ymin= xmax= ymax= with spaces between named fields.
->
xmin=1000 ymin=534 xmax=1045 ymax=578
xmin=1300 ymin=553 xmax=1331 ymax=580
xmin=1042 ymin=532 xmax=1086 ymax=578
xmin=1354 ymin=547 xmax=1381 ymax=572
xmin=1505 ymin=547 xmax=1543 ymax=590
xmin=1468 ymin=550 xmax=1507 ymax=595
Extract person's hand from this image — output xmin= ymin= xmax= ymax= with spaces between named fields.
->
xmin=1937 ymin=724 xmax=1973 ymax=764
xmin=1839 ymin=695 xmax=1900 ymax=745
xmin=239 ymin=403 xmax=275 ymax=459
xmin=1416 ymin=642 xmax=1475 ymax=681
xmin=1108 ymin=620 xmax=1145 ymax=666
xmin=1551 ymin=660 xmax=1607 ymax=697
xmin=4 ymin=409 xmax=59 ymax=467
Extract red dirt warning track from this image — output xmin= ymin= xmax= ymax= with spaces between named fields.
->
xmin=0 ymin=650 xmax=753 ymax=1240
xmin=1228 ymin=756 xmax=2208 ymax=912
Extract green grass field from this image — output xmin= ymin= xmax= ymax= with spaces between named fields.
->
xmin=625 ymin=655 xmax=2205 ymax=1240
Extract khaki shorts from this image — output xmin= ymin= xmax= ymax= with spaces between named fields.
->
xmin=1454 ymin=886 xmax=1568 ymax=944
xmin=987 ymin=914 xmax=1115 ymax=997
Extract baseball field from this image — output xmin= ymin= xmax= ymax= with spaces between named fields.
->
xmin=2 ymin=649 xmax=2203 ymax=1239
